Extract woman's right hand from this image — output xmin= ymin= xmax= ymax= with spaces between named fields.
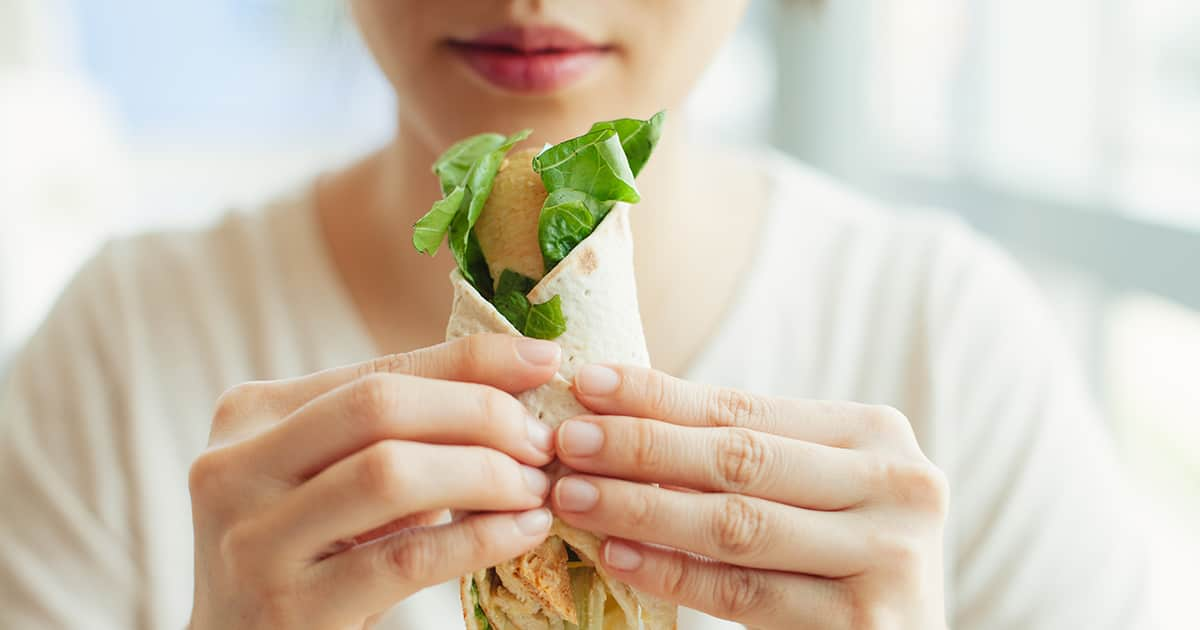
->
xmin=187 ymin=334 xmax=562 ymax=630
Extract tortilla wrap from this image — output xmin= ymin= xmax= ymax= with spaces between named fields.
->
xmin=447 ymin=204 xmax=676 ymax=629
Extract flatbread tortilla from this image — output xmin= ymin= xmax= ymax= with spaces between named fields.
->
xmin=448 ymin=205 xmax=675 ymax=630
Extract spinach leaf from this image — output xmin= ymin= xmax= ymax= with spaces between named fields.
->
xmin=588 ymin=110 xmax=666 ymax=177
xmin=496 ymin=269 xmax=537 ymax=296
xmin=494 ymin=288 xmax=567 ymax=340
xmin=411 ymin=185 xmax=465 ymax=255
xmin=533 ymin=129 xmax=640 ymax=204
xmin=498 ymin=128 xmax=532 ymax=152
xmin=464 ymin=231 xmax=494 ymax=301
xmin=537 ymin=189 xmax=609 ymax=272
xmin=492 ymin=290 xmax=530 ymax=332
xmin=447 ymin=149 xmax=504 ymax=273
xmin=433 ymin=133 xmax=506 ymax=195
xmin=524 ymin=295 xmax=567 ymax=340
xmin=430 ymin=129 xmax=530 ymax=294
xmin=531 ymin=111 xmax=665 ymax=274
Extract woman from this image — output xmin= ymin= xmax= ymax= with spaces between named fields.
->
xmin=0 ymin=2 xmax=1153 ymax=629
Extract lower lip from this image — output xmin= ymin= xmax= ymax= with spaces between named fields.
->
xmin=450 ymin=45 xmax=609 ymax=93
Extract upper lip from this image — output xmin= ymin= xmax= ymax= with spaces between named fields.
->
xmin=449 ymin=25 xmax=608 ymax=53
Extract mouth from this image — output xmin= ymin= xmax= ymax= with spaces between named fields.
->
xmin=446 ymin=25 xmax=614 ymax=93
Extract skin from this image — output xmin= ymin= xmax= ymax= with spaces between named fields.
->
xmin=189 ymin=1 xmax=950 ymax=628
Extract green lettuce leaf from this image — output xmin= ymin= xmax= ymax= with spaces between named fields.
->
xmin=524 ymin=295 xmax=567 ymax=340
xmin=433 ymin=129 xmax=529 ymax=194
xmin=492 ymin=290 xmax=530 ymax=332
xmin=532 ymin=111 xmax=665 ymax=273
xmin=533 ymin=129 xmax=640 ymax=204
xmin=587 ymin=110 xmax=666 ymax=177
xmin=494 ymin=287 xmax=567 ymax=340
xmin=411 ymin=185 xmax=465 ymax=255
xmin=496 ymin=269 xmax=537 ymax=296
xmin=462 ymin=231 xmax=494 ymax=301
xmin=421 ymin=129 xmax=529 ymax=294
xmin=447 ymin=149 xmax=504 ymax=286
xmin=537 ymin=189 xmax=610 ymax=272
xmin=433 ymin=133 xmax=506 ymax=195
xmin=415 ymin=115 xmax=664 ymax=344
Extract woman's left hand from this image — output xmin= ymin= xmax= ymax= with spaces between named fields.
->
xmin=551 ymin=364 xmax=949 ymax=630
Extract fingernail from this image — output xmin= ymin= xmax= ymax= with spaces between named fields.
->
xmin=604 ymin=540 xmax=644 ymax=571
xmin=526 ymin=416 xmax=554 ymax=454
xmin=516 ymin=338 xmax=561 ymax=366
xmin=576 ymin=365 xmax=620 ymax=396
xmin=521 ymin=466 xmax=549 ymax=497
xmin=514 ymin=508 xmax=552 ymax=536
xmin=555 ymin=477 xmax=599 ymax=512
xmin=559 ymin=420 xmax=604 ymax=457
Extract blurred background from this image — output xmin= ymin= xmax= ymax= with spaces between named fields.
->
xmin=2 ymin=0 xmax=1196 ymax=621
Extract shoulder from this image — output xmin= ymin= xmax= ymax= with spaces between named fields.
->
xmin=98 ymin=191 xmax=312 ymax=311
xmin=758 ymin=150 xmax=1044 ymax=329
xmin=10 ymin=190 xmax=319 ymax=394
xmin=761 ymin=150 xmax=991 ymax=264
xmin=743 ymin=150 xmax=1076 ymax=425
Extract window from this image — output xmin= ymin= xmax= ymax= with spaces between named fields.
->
xmin=768 ymin=0 xmax=1199 ymax=617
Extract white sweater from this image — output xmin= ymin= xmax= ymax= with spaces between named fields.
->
xmin=0 ymin=153 xmax=1154 ymax=629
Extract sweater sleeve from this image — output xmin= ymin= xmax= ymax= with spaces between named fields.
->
xmin=0 ymin=245 xmax=143 ymax=629
xmin=925 ymin=229 xmax=1159 ymax=629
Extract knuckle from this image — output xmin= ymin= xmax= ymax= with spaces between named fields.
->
xmin=347 ymin=374 xmax=398 ymax=429
xmin=657 ymin=553 xmax=691 ymax=601
xmin=357 ymin=442 xmax=408 ymax=501
xmin=878 ymin=458 xmax=950 ymax=516
xmin=712 ymin=495 xmax=768 ymax=558
xmin=907 ymin=461 xmax=951 ymax=516
xmin=218 ymin=521 xmax=262 ymax=573
xmin=187 ymin=450 xmax=231 ymax=499
xmin=477 ymin=387 xmax=524 ymax=435
xmin=861 ymin=405 xmax=913 ymax=441
xmin=463 ymin=515 xmax=500 ymax=559
xmin=211 ymin=381 xmax=272 ymax=432
xmin=867 ymin=531 xmax=923 ymax=574
xmin=630 ymin=421 xmax=666 ymax=472
xmin=644 ymin=371 xmax=674 ymax=417
xmin=846 ymin=590 xmax=888 ymax=630
xmin=474 ymin=449 xmax=520 ymax=498
xmin=383 ymin=532 xmax=438 ymax=586
xmin=713 ymin=566 xmax=769 ymax=620
xmin=459 ymin=334 xmax=491 ymax=375
xmin=709 ymin=388 xmax=757 ymax=428
xmin=714 ymin=428 xmax=769 ymax=492
xmin=625 ymin=486 xmax=658 ymax=531
xmin=361 ymin=351 xmax=414 ymax=378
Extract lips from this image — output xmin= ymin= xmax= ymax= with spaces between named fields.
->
xmin=448 ymin=26 xmax=613 ymax=93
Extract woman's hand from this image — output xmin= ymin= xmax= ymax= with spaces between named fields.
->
xmin=188 ymin=335 xmax=563 ymax=630
xmin=551 ymin=365 xmax=949 ymax=630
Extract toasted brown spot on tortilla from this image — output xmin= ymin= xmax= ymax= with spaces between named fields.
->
xmin=578 ymin=247 xmax=599 ymax=274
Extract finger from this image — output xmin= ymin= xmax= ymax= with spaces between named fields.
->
xmin=556 ymin=417 xmax=869 ymax=509
xmin=597 ymin=539 xmax=850 ymax=630
xmin=316 ymin=511 xmax=447 ymax=560
xmin=310 ymin=509 xmax=553 ymax=622
xmin=552 ymin=475 xmax=866 ymax=576
xmin=214 ymin=335 xmax=562 ymax=438
xmin=573 ymin=364 xmax=911 ymax=448
xmin=261 ymin=441 xmax=550 ymax=558
xmin=252 ymin=372 xmax=554 ymax=479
